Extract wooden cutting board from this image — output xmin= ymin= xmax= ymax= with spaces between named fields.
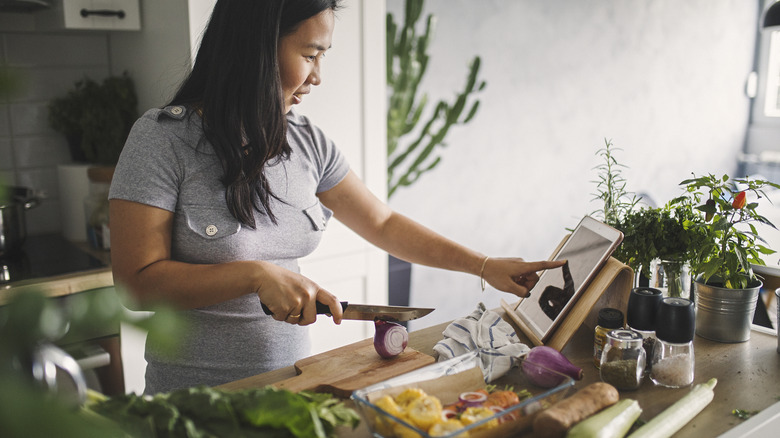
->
xmin=271 ymin=338 xmax=435 ymax=397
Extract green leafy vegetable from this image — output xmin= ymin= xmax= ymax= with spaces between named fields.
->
xmin=88 ymin=386 xmax=360 ymax=438
xmin=731 ymin=409 xmax=760 ymax=420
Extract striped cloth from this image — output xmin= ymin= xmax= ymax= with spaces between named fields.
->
xmin=433 ymin=302 xmax=530 ymax=382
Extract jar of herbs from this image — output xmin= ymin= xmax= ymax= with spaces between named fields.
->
xmin=593 ymin=307 xmax=624 ymax=368
xmin=600 ymin=329 xmax=646 ymax=390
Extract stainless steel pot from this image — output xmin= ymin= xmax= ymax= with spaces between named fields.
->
xmin=0 ymin=186 xmax=43 ymax=257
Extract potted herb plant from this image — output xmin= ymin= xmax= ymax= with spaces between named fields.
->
xmin=589 ymin=140 xmax=708 ymax=298
xmin=48 ymin=72 xmax=138 ymax=166
xmin=670 ymin=173 xmax=780 ymax=342
xmin=47 ymin=72 xmax=138 ymax=243
xmin=611 ymin=204 xmax=708 ymax=299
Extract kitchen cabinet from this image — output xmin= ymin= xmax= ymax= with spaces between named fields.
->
xmin=38 ymin=0 xmax=141 ymax=30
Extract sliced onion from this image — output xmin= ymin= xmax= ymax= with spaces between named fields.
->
xmin=521 ymin=346 xmax=584 ymax=388
xmin=458 ymin=391 xmax=488 ymax=407
xmin=441 ymin=408 xmax=459 ymax=421
xmin=374 ymin=320 xmax=409 ymax=358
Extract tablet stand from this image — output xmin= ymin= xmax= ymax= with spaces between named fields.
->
xmin=501 ymin=256 xmax=634 ymax=351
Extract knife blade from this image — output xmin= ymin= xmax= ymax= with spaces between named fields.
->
xmin=261 ymin=301 xmax=434 ymax=322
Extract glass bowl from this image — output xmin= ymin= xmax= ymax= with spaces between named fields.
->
xmin=351 ymin=350 xmax=576 ymax=438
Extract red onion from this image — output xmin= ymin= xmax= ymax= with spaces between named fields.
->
xmin=458 ymin=391 xmax=487 ymax=407
xmin=374 ymin=320 xmax=409 ymax=358
xmin=522 ymin=346 xmax=583 ymax=388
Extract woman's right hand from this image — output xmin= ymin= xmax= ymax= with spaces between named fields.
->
xmin=255 ymin=262 xmax=344 ymax=326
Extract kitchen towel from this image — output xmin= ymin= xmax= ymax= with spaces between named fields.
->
xmin=433 ymin=302 xmax=529 ymax=382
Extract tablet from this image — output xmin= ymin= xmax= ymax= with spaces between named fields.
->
xmin=515 ymin=215 xmax=624 ymax=343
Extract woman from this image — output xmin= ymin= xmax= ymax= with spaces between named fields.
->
xmin=109 ymin=0 xmax=564 ymax=394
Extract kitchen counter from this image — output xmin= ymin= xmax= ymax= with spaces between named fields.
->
xmin=223 ymin=308 xmax=780 ymax=437
xmin=0 ymin=235 xmax=113 ymax=305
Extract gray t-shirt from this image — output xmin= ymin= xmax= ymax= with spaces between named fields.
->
xmin=109 ymin=105 xmax=350 ymax=393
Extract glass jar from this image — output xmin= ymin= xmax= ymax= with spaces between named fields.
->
xmin=599 ymin=329 xmax=646 ymax=390
xmin=593 ymin=308 xmax=624 ymax=368
xmin=626 ymin=287 xmax=663 ymax=374
xmin=650 ymin=339 xmax=694 ymax=388
xmin=650 ymin=297 xmax=695 ymax=388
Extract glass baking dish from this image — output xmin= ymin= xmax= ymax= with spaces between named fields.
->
xmin=351 ymin=349 xmax=575 ymax=438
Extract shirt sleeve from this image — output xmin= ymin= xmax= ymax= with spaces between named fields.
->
xmin=108 ymin=110 xmax=182 ymax=212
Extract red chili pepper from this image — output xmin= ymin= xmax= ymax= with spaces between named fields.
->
xmin=732 ymin=191 xmax=747 ymax=209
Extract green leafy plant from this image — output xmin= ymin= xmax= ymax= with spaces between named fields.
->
xmin=386 ymin=0 xmax=486 ymax=198
xmin=0 ymin=289 xmax=187 ymax=437
xmin=590 ymin=139 xmax=641 ymax=226
xmin=590 ymin=140 xmax=708 ymax=289
xmin=88 ymin=385 xmax=360 ymax=438
xmin=670 ymin=173 xmax=780 ymax=289
xmin=611 ymin=204 xmax=708 ymax=279
xmin=48 ymin=72 xmax=138 ymax=165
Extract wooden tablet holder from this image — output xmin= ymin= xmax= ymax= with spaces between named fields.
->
xmin=501 ymin=239 xmax=634 ymax=351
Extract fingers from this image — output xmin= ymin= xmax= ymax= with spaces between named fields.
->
xmin=314 ymin=289 xmax=343 ymax=325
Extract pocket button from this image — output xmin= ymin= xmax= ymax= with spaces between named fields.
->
xmin=205 ymin=224 xmax=218 ymax=236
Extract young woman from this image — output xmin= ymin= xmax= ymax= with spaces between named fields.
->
xmin=109 ymin=0 xmax=564 ymax=394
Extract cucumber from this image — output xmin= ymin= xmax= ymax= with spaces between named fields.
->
xmin=627 ymin=378 xmax=717 ymax=438
xmin=566 ymin=399 xmax=642 ymax=438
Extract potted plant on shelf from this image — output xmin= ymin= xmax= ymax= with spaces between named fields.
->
xmin=47 ymin=72 xmax=138 ymax=244
xmin=48 ymin=72 xmax=138 ymax=166
xmin=669 ymin=173 xmax=780 ymax=342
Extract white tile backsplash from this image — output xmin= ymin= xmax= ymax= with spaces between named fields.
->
xmin=0 ymin=138 xmax=12 ymax=169
xmin=1 ymin=30 xmax=111 ymax=235
xmin=0 ymin=104 xmax=8 ymax=136
xmin=5 ymin=33 xmax=108 ymax=68
xmin=13 ymin=135 xmax=70 ymax=168
xmin=13 ymin=66 xmax=110 ymax=103
xmin=8 ymin=101 xmax=54 ymax=136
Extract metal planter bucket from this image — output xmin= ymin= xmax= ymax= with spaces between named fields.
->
xmin=694 ymin=279 xmax=761 ymax=343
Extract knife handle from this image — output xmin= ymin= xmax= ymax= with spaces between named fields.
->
xmin=261 ymin=301 xmax=348 ymax=316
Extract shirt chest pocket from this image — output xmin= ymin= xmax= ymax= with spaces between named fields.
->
xmin=182 ymin=206 xmax=242 ymax=239
xmin=303 ymin=202 xmax=333 ymax=231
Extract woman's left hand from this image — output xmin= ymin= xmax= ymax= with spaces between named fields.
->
xmin=481 ymin=257 xmax=567 ymax=298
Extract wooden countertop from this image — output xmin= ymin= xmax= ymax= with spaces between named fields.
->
xmin=0 ymin=241 xmax=113 ymax=305
xmin=225 ymin=308 xmax=780 ymax=437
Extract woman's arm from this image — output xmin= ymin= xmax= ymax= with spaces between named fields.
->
xmin=317 ymin=170 xmax=565 ymax=297
xmin=108 ymin=199 xmax=343 ymax=324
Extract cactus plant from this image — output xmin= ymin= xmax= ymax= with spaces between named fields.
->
xmin=386 ymin=0 xmax=486 ymax=198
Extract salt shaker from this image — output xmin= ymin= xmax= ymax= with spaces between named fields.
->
xmin=626 ymin=287 xmax=663 ymax=372
xmin=650 ymin=297 xmax=695 ymax=388
xmin=600 ymin=329 xmax=646 ymax=390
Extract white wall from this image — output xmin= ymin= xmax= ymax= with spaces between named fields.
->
xmin=385 ymin=0 xmax=761 ymax=330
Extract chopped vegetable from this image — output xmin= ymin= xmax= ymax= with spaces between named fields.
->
xmin=459 ymin=391 xmax=488 ymax=407
xmin=523 ymin=346 xmax=584 ymax=388
xmin=532 ymin=382 xmax=620 ymax=438
xmin=627 ymin=378 xmax=717 ymax=438
xmin=566 ymin=399 xmax=642 ymax=438
xmin=732 ymin=409 xmax=759 ymax=420
xmin=374 ymin=320 xmax=409 ymax=358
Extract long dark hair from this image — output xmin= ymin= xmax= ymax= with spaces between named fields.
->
xmin=169 ymin=0 xmax=342 ymax=227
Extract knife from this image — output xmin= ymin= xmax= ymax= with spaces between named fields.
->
xmin=261 ymin=301 xmax=434 ymax=322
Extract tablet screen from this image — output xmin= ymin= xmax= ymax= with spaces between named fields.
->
xmin=516 ymin=216 xmax=622 ymax=341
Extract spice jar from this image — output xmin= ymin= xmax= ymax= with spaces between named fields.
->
xmin=600 ymin=329 xmax=646 ymax=390
xmin=626 ymin=287 xmax=663 ymax=373
xmin=650 ymin=297 xmax=695 ymax=388
xmin=593 ymin=308 xmax=624 ymax=368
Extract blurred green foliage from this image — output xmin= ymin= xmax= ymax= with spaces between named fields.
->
xmin=0 ymin=288 xmax=187 ymax=437
xmin=386 ymin=0 xmax=486 ymax=198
